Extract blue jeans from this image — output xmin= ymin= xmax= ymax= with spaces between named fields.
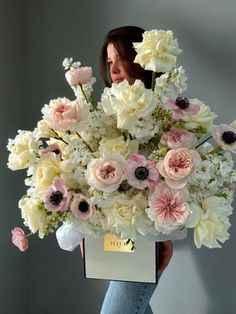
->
xmin=100 ymin=274 xmax=161 ymax=314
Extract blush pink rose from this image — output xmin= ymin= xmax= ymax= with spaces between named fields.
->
xmin=44 ymin=178 xmax=72 ymax=212
xmin=125 ymin=154 xmax=159 ymax=189
xmin=160 ymin=128 xmax=197 ymax=149
xmin=166 ymin=97 xmax=200 ymax=120
xmin=147 ymin=183 xmax=190 ymax=234
xmin=86 ymin=153 xmax=126 ymax=192
xmin=45 ymin=99 xmax=89 ymax=132
xmin=11 ymin=227 xmax=29 ymax=252
xmin=158 ymin=148 xmax=197 ymax=189
xmin=65 ymin=67 xmax=92 ymax=86
xmin=70 ymin=194 xmax=95 ymax=220
xmin=213 ymin=124 xmax=236 ymax=153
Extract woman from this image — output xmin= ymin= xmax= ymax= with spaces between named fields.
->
xmin=98 ymin=26 xmax=173 ymax=314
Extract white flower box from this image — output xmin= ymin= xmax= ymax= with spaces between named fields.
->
xmin=83 ymin=233 xmax=159 ymax=283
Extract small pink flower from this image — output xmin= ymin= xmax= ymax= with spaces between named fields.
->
xmin=65 ymin=67 xmax=92 ymax=86
xmin=166 ymin=97 xmax=200 ymax=120
xmin=11 ymin=227 xmax=29 ymax=252
xmin=160 ymin=128 xmax=197 ymax=149
xmin=70 ymin=194 xmax=95 ymax=220
xmin=158 ymin=148 xmax=197 ymax=189
xmin=213 ymin=124 xmax=236 ymax=153
xmin=86 ymin=153 xmax=126 ymax=192
xmin=147 ymin=183 xmax=190 ymax=234
xmin=125 ymin=154 xmax=159 ymax=189
xmin=44 ymin=178 xmax=71 ymax=212
xmin=42 ymin=143 xmax=62 ymax=159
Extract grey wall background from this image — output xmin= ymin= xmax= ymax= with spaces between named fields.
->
xmin=1 ymin=0 xmax=235 ymax=313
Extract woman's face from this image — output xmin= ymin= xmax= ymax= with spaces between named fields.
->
xmin=107 ymin=43 xmax=136 ymax=85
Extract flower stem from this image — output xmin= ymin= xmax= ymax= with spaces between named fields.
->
xmin=51 ymin=129 xmax=69 ymax=145
xmin=151 ymin=72 xmax=157 ymax=91
xmin=79 ymin=84 xmax=90 ymax=104
xmin=76 ymin=132 xmax=95 ymax=155
xmin=89 ymin=95 xmax=98 ymax=110
xmin=195 ymin=135 xmax=212 ymax=149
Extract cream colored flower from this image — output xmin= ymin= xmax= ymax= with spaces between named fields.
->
xmin=101 ymin=80 xmax=158 ymax=131
xmin=133 ymin=29 xmax=182 ymax=72
xmin=7 ymin=130 xmax=42 ymax=170
xmin=32 ymin=154 xmax=61 ymax=189
xmin=185 ymin=196 xmax=232 ymax=248
xmin=102 ymin=192 xmax=151 ymax=239
xmin=181 ymin=99 xmax=217 ymax=132
xmin=86 ymin=153 xmax=126 ymax=192
xmin=19 ymin=195 xmax=47 ymax=238
xmin=99 ymin=136 xmax=139 ymax=158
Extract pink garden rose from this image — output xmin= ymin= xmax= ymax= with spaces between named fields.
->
xmin=125 ymin=154 xmax=159 ymax=189
xmin=160 ymin=128 xmax=197 ymax=149
xmin=86 ymin=153 xmax=126 ymax=192
xmin=158 ymin=148 xmax=197 ymax=189
xmin=11 ymin=227 xmax=29 ymax=252
xmin=44 ymin=98 xmax=89 ymax=132
xmin=44 ymin=178 xmax=71 ymax=212
xmin=166 ymin=97 xmax=200 ymax=120
xmin=65 ymin=67 xmax=92 ymax=86
xmin=70 ymin=194 xmax=95 ymax=220
xmin=147 ymin=183 xmax=190 ymax=234
xmin=213 ymin=124 xmax=236 ymax=153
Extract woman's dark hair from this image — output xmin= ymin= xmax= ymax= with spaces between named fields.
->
xmin=100 ymin=26 xmax=157 ymax=88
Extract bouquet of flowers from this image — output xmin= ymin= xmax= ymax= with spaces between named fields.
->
xmin=8 ymin=29 xmax=236 ymax=253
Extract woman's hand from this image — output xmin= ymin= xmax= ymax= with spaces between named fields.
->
xmin=158 ymin=240 xmax=173 ymax=272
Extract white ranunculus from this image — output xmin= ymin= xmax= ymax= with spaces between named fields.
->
xmin=7 ymin=130 xmax=42 ymax=170
xmin=181 ymin=99 xmax=217 ymax=132
xmin=100 ymin=80 xmax=158 ymax=131
xmin=185 ymin=196 xmax=233 ymax=248
xmin=133 ymin=29 xmax=182 ymax=72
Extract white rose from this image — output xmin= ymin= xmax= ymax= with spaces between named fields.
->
xmin=101 ymin=80 xmax=158 ymax=131
xmin=19 ymin=195 xmax=47 ymax=238
xmin=99 ymin=136 xmax=139 ymax=158
xmin=7 ymin=130 xmax=42 ymax=170
xmin=133 ymin=29 xmax=182 ymax=72
xmin=102 ymin=192 xmax=151 ymax=240
xmin=32 ymin=154 xmax=61 ymax=189
xmin=185 ymin=196 xmax=232 ymax=248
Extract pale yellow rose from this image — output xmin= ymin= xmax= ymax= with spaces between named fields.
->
xmin=7 ymin=130 xmax=41 ymax=170
xmin=102 ymin=192 xmax=151 ymax=239
xmin=99 ymin=136 xmax=139 ymax=158
xmin=19 ymin=195 xmax=47 ymax=238
xmin=133 ymin=29 xmax=182 ymax=72
xmin=185 ymin=196 xmax=232 ymax=248
xmin=32 ymin=154 xmax=61 ymax=189
xmin=101 ymin=80 xmax=157 ymax=131
xmin=181 ymin=99 xmax=217 ymax=132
